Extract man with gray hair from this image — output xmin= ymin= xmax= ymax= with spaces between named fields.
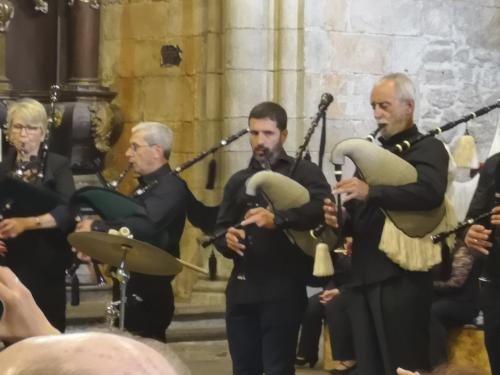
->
xmin=324 ymin=73 xmax=449 ymax=374
xmin=76 ymin=122 xmax=188 ymax=341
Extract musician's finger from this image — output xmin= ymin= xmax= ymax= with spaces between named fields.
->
xmin=244 ymin=207 xmax=264 ymax=219
xmin=228 ymin=227 xmax=246 ymax=240
xmin=76 ymin=251 xmax=92 ymax=263
xmin=324 ymin=213 xmax=338 ymax=228
xmin=491 ymin=205 xmax=500 ymax=214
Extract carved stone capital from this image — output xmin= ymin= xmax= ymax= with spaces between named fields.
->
xmin=0 ymin=0 xmax=14 ymax=32
xmin=68 ymin=0 xmax=100 ymax=10
xmin=89 ymin=101 xmax=120 ymax=152
xmin=33 ymin=0 xmax=48 ymax=14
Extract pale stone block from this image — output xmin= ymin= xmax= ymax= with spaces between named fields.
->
xmin=218 ymin=150 xmax=254 ymax=184
xmin=421 ymin=2 xmax=453 ymax=38
xmin=142 ymin=75 xmax=195 ymax=122
xmin=223 ymin=70 xmax=269 ymax=117
xmin=132 ymin=40 xmax=166 ymax=78
xmin=120 ymin=2 xmax=170 ymax=40
xmin=101 ymin=3 xmax=123 ymax=41
xmin=224 ymin=29 xmax=271 ymax=70
xmin=427 ymin=89 xmax=459 ymax=109
xmin=223 ymin=118 xmax=252 ymax=153
xmin=304 ymin=29 xmax=333 ymax=73
xmin=114 ymin=39 xmax=136 ymax=78
xmin=454 ymin=5 xmax=500 ymax=50
xmin=99 ymin=40 xmax=120 ymax=84
xmin=479 ymin=66 xmax=500 ymax=92
xmin=279 ymin=29 xmax=302 ymax=70
xmin=190 ymin=0 xmax=210 ymax=36
xmin=182 ymin=35 xmax=211 ymax=75
xmin=206 ymin=33 xmax=223 ymax=73
xmin=278 ymin=0 xmax=301 ymax=29
xmin=454 ymin=49 xmax=470 ymax=64
xmin=350 ymin=0 xmax=422 ymax=36
xmin=113 ymin=77 xmax=142 ymax=123
xmin=224 ymin=0 xmax=269 ymax=29
xmin=423 ymin=48 xmax=454 ymax=65
xmin=196 ymin=73 xmax=223 ymax=121
xmin=330 ymin=33 xmax=390 ymax=74
xmin=385 ymin=37 xmax=426 ymax=75
xmin=424 ymin=69 xmax=455 ymax=86
xmin=304 ymin=0 xmax=348 ymax=31
xmin=207 ymin=1 xmax=223 ymax=33
xmin=277 ymin=71 xmax=302 ymax=119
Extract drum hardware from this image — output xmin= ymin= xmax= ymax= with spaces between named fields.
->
xmin=68 ymin=230 xmax=208 ymax=330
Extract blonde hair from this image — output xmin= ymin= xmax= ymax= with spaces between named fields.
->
xmin=7 ymin=98 xmax=48 ymax=132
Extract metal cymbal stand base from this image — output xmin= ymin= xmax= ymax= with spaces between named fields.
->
xmin=113 ymin=244 xmax=131 ymax=331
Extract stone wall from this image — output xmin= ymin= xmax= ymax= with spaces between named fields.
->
xmin=99 ymin=0 xmax=500 ymax=296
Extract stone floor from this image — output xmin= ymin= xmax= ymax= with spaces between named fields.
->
xmin=66 ymin=274 xmax=331 ymax=374
xmin=170 ymin=339 xmax=330 ymax=375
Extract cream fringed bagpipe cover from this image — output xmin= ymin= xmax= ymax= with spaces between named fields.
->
xmin=331 ymin=138 xmax=457 ymax=271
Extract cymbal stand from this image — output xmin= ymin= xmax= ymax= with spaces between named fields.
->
xmin=105 ymin=243 xmax=131 ymax=331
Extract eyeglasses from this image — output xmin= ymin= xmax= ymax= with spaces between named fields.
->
xmin=11 ymin=124 xmax=42 ymax=134
xmin=128 ymin=143 xmax=153 ymax=152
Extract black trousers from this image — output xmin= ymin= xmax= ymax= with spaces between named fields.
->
xmin=325 ymin=291 xmax=355 ymax=360
xmin=296 ymin=291 xmax=354 ymax=362
xmin=296 ymin=291 xmax=324 ymax=362
xmin=481 ymin=282 xmax=500 ymax=375
xmin=226 ymin=297 xmax=306 ymax=375
xmin=429 ymin=297 xmax=478 ymax=367
xmin=346 ymin=273 xmax=432 ymax=375
xmin=114 ymin=273 xmax=175 ymax=342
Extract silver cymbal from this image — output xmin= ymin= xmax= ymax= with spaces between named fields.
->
xmin=68 ymin=232 xmax=182 ymax=276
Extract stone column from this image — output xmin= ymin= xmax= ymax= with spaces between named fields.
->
xmin=0 ymin=0 xmax=14 ymax=94
xmin=67 ymin=0 xmax=100 ymax=86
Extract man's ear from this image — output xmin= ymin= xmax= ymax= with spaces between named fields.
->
xmin=280 ymin=129 xmax=288 ymax=143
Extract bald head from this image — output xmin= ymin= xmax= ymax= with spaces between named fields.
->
xmin=0 ymin=332 xmax=181 ymax=375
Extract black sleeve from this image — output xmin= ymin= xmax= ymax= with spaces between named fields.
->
xmin=367 ymin=140 xmax=449 ymax=211
xmin=48 ymin=156 xmax=76 ymax=233
xmin=466 ymin=155 xmax=497 ymax=221
xmin=95 ymin=178 xmax=187 ymax=241
xmin=213 ymin=173 xmax=247 ymax=259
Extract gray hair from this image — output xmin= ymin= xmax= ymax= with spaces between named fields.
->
xmin=377 ymin=73 xmax=416 ymax=103
xmin=7 ymin=98 xmax=48 ymax=132
xmin=132 ymin=122 xmax=173 ymax=159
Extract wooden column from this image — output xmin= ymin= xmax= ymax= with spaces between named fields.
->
xmin=67 ymin=0 xmax=100 ymax=87
xmin=0 ymin=0 xmax=14 ymax=94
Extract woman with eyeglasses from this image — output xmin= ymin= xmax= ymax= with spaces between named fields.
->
xmin=0 ymin=98 xmax=75 ymax=332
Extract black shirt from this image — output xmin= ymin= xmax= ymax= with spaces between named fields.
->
xmin=465 ymin=152 xmax=500 ymax=281
xmin=92 ymin=164 xmax=188 ymax=258
xmin=345 ymin=125 xmax=449 ymax=286
xmin=214 ymin=151 xmax=331 ymax=303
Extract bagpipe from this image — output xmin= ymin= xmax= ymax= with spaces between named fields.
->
xmin=201 ymin=94 xmax=337 ymax=278
xmin=72 ymin=128 xmax=250 ymax=234
xmin=311 ymin=100 xmax=500 ymax=271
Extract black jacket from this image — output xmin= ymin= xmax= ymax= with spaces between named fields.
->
xmin=465 ymin=152 xmax=500 ymax=281
xmin=214 ymin=152 xmax=331 ymax=304
xmin=345 ymin=125 xmax=449 ymax=286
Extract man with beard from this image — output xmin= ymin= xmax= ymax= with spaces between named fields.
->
xmin=214 ymin=102 xmax=330 ymax=374
xmin=324 ymin=73 xmax=449 ymax=374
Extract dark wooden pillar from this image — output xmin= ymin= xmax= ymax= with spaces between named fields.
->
xmin=68 ymin=0 xmax=100 ymax=86
xmin=0 ymin=0 xmax=14 ymax=95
